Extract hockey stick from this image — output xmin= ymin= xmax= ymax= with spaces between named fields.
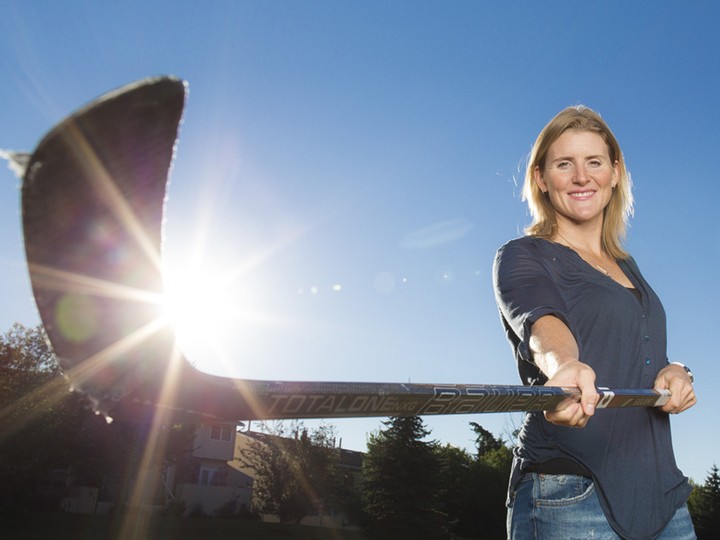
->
xmin=16 ymin=77 xmax=671 ymax=423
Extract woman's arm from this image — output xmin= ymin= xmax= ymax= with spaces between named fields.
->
xmin=530 ymin=315 xmax=599 ymax=428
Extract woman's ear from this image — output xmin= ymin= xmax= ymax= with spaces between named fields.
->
xmin=533 ymin=166 xmax=547 ymax=194
xmin=612 ymin=160 xmax=619 ymax=188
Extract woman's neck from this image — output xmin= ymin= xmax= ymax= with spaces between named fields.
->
xmin=554 ymin=221 xmax=604 ymax=257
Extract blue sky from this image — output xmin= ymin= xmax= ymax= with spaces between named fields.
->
xmin=1 ymin=1 xmax=718 ymax=483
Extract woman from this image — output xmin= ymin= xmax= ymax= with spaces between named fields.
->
xmin=493 ymin=106 xmax=697 ymax=539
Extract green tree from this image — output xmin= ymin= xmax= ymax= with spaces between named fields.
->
xmin=238 ymin=422 xmax=339 ymax=524
xmin=1 ymin=324 xmax=70 ymax=510
xmin=470 ymin=421 xmax=503 ymax=456
xmin=1 ymin=324 xmax=124 ymax=510
xmin=474 ymin=446 xmax=512 ymax=538
xmin=689 ymin=465 xmax=720 ymax=538
xmin=450 ymin=422 xmax=513 ymax=539
xmin=0 ymin=323 xmax=172 ymax=514
xmin=361 ymin=416 xmax=450 ymax=539
xmin=434 ymin=443 xmax=476 ymax=537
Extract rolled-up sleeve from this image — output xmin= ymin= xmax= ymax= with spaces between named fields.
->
xmin=493 ymin=238 xmax=572 ymax=384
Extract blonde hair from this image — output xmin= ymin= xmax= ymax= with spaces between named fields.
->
xmin=522 ymin=106 xmax=634 ymax=259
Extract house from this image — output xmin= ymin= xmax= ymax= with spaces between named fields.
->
xmin=50 ymin=421 xmax=252 ymax=517
xmin=173 ymin=422 xmax=254 ymax=517
xmin=49 ymin=420 xmax=362 ymax=526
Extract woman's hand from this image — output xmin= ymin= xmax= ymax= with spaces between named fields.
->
xmin=544 ymin=360 xmax=599 ymax=428
xmin=529 ymin=315 xmax=599 ymax=428
xmin=654 ymin=363 xmax=696 ymax=414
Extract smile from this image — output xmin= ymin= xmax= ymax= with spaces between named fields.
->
xmin=568 ymin=190 xmax=595 ymax=199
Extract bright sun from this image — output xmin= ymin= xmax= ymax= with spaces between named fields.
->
xmin=161 ymin=264 xmax=238 ymax=368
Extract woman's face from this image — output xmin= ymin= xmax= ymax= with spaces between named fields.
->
xmin=534 ymin=129 xmax=618 ymax=230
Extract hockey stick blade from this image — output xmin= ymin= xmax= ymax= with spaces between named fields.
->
xmin=20 ymin=77 xmax=671 ymax=423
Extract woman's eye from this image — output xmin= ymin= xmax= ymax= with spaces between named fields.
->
xmin=588 ymin=159 xmax=602 ymax=167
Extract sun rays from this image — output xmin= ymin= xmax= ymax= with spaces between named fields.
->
xmin=16 ymin=76 xmax=330 ymax=537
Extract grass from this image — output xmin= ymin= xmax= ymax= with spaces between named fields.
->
xmin=0 ymin=513 xmax=371 ymax=540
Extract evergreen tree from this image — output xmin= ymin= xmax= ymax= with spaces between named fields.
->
xmin=434 ymin=444 xmax=476 ymax=537
xmin=470 ymin=421 xmax=503 ymax=456
xmin=473 ymin=444 xmax=512 ymax=538
xmin=361 ymin=416 xmax=450 ymax=539
xmin=689 ymin=465 xmax=720 ymax=538
xmin=462 ymin=422 xmax=513 ymax=538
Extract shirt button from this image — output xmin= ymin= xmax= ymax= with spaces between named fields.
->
xmin=645 ymin=358 xmax=651 ymax=365
xmin=643 ymin=335 xmax=650 ymax=342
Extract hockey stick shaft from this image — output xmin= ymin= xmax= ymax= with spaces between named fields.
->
xmin=113 ymin=370 xmax=671 ymax=422
xmin=248 ymin=383 xmax=671 ymax=418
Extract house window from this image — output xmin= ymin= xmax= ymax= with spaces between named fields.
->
xmin=210 ymin=424 xmax=232 ymax=442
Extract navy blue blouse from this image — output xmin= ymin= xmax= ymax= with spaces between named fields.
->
xmin=493 ymin=236 xmax=691 ymax=540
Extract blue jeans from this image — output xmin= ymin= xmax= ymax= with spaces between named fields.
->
xmin=507 ymin=473 xmax=696 ymax=539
